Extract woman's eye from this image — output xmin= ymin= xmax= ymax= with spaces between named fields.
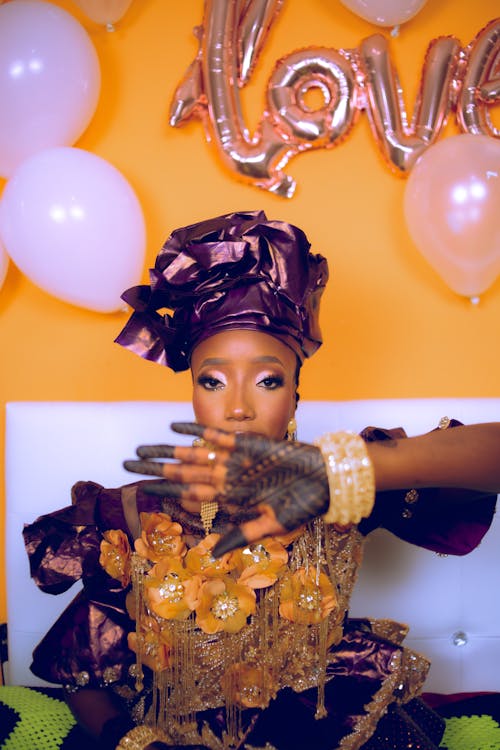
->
xmin=197 ymin=375 xmax=224 ymax=391
xmin=258 ymin=375 xmax=284 ymax=390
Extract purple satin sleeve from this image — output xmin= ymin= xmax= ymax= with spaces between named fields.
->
xmin=29 ymin=587 xmax=134 ymax=686
xmin=358 ymin=423 xmax=498 ymax=556
xmin=22 ymin=481 xmax=105 ymax=594
xmin=22 ymin=480 xmax=162 ymax=595
xmin=23 ymin=480 xmax=164 ymax=685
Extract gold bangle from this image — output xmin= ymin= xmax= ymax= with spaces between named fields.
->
xmin=116 ymin=724 xmax=168 ymax=749
xmin=314 ymin=431 xmax=375 ymax=525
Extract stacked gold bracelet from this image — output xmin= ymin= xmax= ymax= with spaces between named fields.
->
xmin=314 ymin=431 xmax=375 ymax=525
xmin=116 ymin=724 xmax=169 ymax=749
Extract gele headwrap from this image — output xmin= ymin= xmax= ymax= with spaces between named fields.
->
xmin=115 ymin=210 xmax=329 ymax=372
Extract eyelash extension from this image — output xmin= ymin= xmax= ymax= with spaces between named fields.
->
xmin=258 ymin=374 xmax=285 ymax=389
xmin=197 ymin=375 xmax=224 ymax=390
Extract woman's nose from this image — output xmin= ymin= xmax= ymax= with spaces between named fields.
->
xmin=225 ymin=388 xmax=255 ymax=421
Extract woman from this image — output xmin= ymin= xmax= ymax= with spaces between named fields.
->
xmin=23 ymin=210 xmax=500 ymax=750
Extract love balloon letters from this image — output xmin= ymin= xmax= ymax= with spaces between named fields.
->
xmin=169 ymin=1 xmax=500 ymax=197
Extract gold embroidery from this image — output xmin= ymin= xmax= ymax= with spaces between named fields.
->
xmin=101 ymin=517 xmax=430 ymax=749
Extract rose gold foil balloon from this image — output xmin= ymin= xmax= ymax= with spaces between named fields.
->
xmin=267 ymin=47 xmax=359 ymax=148
xmin=457 ymin=18 xmax=500 ymax=139
xmin=339 ymin=0 xmax=428 ymax=28
xmin=170 ymin=0 xmax=500 ymax=197
xmin=170 ymin=0 xmax=295 ymax=197
xmin=237 ymin=0 xmax=284 ymax=85
xmin=170 ymin=0 xmax=362 ymax=197
xmin=359 ymin=33 xmax=460 ymax=173
xmin=404 ymin=134 xmax=500 ymax=299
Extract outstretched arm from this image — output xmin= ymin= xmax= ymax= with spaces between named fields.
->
xmin=368 ymin=422 xmax=500 ymax=493
xmin=124 ymin=421 xmax=500 ymax=555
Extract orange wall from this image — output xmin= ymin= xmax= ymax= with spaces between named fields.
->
xmin=1 ymin=0 xmax=499 ymax=622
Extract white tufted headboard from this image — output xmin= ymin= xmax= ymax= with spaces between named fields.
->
xmin=5 ymin=399 xmax=500 ymax=693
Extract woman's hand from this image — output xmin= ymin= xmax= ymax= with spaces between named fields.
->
xmin=123 ymin=422 xmax=330 ymax=556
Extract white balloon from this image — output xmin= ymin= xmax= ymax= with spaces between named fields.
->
xmin=72 ymin=0 xmax=135 ymax=27
xmin=0 ymin=238 xmax=9 ymax=290
xmin=0 ymin=147 xmax=146 ymax=313
xmin=339 ymin=0 xmax=428 ymax=27
xmin=404 ymin=134 xmax=500 ymax=298
xmin=0 ymin=1 xmax=101 ymax=178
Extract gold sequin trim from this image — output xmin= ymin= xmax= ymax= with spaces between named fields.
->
xmin=75 ymin=670 xmax=89 ymax=687
xmin=338 ymin=642 xmax=430 ymax=750
xmin=404 ymin=489 xmax=419 ymax=505
xmin=103 ymin=666 xmax=120 ymax=685
xmin=116 ymin=724 xmax=169 ymax=749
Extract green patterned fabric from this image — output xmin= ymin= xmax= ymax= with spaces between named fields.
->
xmin=1 ymin=687 xmax=500 ymax=749
xmin=0 ymin=686 xmax=76 ymax=749
xmin=441 ymin=714 xmax=500 ymax=750
xmin=433 ymin=693 xmax=500 ymax=750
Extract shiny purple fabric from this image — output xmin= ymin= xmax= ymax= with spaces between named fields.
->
xmin=115 ymin=210 xmax=328 ymax=371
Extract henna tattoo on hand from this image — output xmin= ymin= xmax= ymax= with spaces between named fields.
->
xmin=123 ymin=459 xmax=166 ymax=477
xmin=123 ymin=426 xmax=330 ymax=538
xmin=223 ymin=434 xmax=330 ymax=530
xmin=136 ymin=444 xmax=176 ymax=459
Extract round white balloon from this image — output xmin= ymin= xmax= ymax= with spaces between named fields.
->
xmin=0 ymin=0 xmax=101 ymax=178
xmin=339 ymin=0 xmax=428 ymax=27
xmin=0 ymin=147 xmax=146 ymax=312
xmin=404 ymin=134 xmax=500 ymax=298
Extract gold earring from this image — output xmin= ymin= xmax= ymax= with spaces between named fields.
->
xmin=287 ymin=417 xmax=297 ymax=442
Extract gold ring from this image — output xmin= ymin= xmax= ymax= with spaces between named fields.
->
xmin=207 ymin=450 xmax=217 ymax=465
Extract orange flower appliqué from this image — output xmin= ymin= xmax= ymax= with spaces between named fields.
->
xmin=99 ymin=529 xmax=132 ymax=587
xmin=221 ymin=662 xmax=277 ymax=708
xmin=135 ymin=512 xmax=186 ymax=562
xmin=185 ymin=533 xmax=235 ymax=578
xmin=128 ymin=615 xmax=172 ymax=672
xmin=195 ymin=577 xmax=256 ymax=634
xmin=279 ymin=567 xmax=337 ymax=624
xmin=145 ymin=557 xmax=201 ymax=621
xmin=232 ymin=538 xmax=288 ymax=589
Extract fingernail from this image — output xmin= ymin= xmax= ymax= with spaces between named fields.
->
xmin=212 ymin=528 xmax=247 ymax=558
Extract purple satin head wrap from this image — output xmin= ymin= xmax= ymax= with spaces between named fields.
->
xmin=115 ymin=210 xmax=329 ymax=372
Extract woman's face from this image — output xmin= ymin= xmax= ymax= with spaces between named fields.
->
xmin=191 ymin=329 xmax=298 ymax=440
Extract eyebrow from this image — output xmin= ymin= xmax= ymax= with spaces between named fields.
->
xmin=199 ymin=355 xmax=284 ymax=367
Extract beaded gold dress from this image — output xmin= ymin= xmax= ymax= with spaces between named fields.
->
xmin=23 ymin=425 xmax=497 ymax=750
